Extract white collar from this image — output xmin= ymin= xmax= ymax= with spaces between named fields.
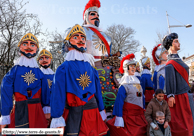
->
xmin=14 ymin=56 xmax=39 ymax=68
xmin=82 ymin=24 xmax=103 ymax=32
xmin=134 ymin=72 xmax=141 ymax=77
xmin=141 ymin=69 xmax=152 ymax=75
xmin=156 ymin=64 xmax=166 ymax=72
xmin=119 ymin=73 xmax=140 ymax=85
xmin=40 ymin=67 xmax=55 ymax=75
xmin=154 ymin=65 xmax=159 ymax=71
xmin=65 ymin=50 xmax=95 ymax=67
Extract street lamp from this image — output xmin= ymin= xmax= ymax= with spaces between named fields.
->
xmin=166 ymin=11 xmax=192 ymax=34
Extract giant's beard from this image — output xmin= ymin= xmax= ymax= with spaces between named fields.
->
xmin=70 ymin=42 xmax=87 ymax=53
xmin=90 ymin=17 xmax=100 ymax=27
xmin=19 ymin=49 xmax=38 ymax=58
xmin=143 ymin=65 xmax=151 ymax=70
xmin=40 ymin=64 xmax=51 ymax=69
xmin=136 ymin=69 xmax=140 ymax=73
xmin=94 ymin=20 xmax=99 ymax=27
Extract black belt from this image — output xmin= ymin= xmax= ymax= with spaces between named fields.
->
xmin=64 ymin=97 xmax=98 ymax=136
xmin=15 ymin=98 xmax=40 ymax=128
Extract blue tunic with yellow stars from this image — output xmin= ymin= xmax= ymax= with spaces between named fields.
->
xmin=140 ymin=69 xmax=154 ymax=108
xmin=51 ymin=60 xmax=105 ymax=118
xmin=40 ymin=67 xmax=54 ymax=94
xmin=50 ymin=54 xmax=108 ymax=135
xmin=1 ymin=65 xmax=50 ymax=116
xmin=0 ymin=56 xmax=50 ymax=128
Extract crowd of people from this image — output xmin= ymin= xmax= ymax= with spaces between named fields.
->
xmin=0 ymin=0 xmax=193 ymax=136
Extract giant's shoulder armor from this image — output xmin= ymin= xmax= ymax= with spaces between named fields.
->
xmin=83 ymin=27 xmax=112 ymax=57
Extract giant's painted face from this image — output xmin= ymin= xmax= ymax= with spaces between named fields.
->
xmin=136 ymin=66 xmax=140 ymax=72
xmin=39 ymin=55 xmax=52 ymax=69
xmin=20 ymin=40 xmax=38 ymax=58
xmin=145 ymin=62 xmax=151 ymax=70
xmin=172 ymin=38 xmax=180 ymax=51
xmin=69 ymin=32 xmax=87 ymax=52
xmin=128 ymin=64 xmax=136 ymax=75
xmin=88 ymin=11 xmax=100 ymax=27
xmin=161 ymin=50 xmax=168 ymax=61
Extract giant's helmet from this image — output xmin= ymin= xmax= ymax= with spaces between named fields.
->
xmin=37 ymin=49 xmax=52 ymax=61
xmin=140 ymin=46 xmax=150 ymax=67
xmin=83 ymin=0 xmax=101 ymax=26
xmin=152 ymin=44 xmax=167 ymax=65
xmin=63 ymin=24 xmax=86 ymax=53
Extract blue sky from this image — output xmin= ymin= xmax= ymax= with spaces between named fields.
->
xmin=25 ymin=0 xmax=194 ymax=61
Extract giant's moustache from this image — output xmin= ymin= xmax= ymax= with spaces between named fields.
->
xmin=91 ymin=17 xmax=100 ymax=21
xmin=25 ymin=48 xmax=33 ymax=51
xmin=77 ymin=41 xmax=85 ymax=45
xmin=42 ymin=61 xmax=48 ymax=64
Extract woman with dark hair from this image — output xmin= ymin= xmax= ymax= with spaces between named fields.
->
xmin=164 ymin=33 xmax=194 ymax=136
xmin=107 ymin=54 xmax=147 ymax=136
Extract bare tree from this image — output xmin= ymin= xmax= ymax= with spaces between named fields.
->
xmin=155 ymin=31 xmax=168 ymax=45
xmin=105 ymin=24 xmax=140 ymax=55
xmin=0 ymin=0 xmax=45 ymax=76
xmin=48 ymin=30 xmax=64 ymax=72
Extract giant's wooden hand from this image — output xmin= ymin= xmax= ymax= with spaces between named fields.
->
xmin=168 ymin=97 xmax=175 ymax=107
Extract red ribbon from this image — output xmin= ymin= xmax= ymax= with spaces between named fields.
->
xmin=166 ymin=60 xmax=189 ymax=86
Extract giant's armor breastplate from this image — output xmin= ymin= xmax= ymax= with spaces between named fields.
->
xmin=83 ymin=26 xmax=120 ymax=112
xmin=83 ymin=27 xmax=112 ymax=57
xmin=122 ymin=84 xmax=143 ymax=108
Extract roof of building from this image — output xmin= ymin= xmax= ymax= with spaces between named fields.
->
xmin=183 ymin=54 xmax=194 ymax=61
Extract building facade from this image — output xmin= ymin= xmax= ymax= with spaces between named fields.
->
xmin=183 ymin=54 xmax=194 ymax=83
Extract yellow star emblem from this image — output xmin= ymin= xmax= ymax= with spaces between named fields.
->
xmin=76 ymin=72 xmax=92 ymax=90
xmin=47 ymin=79 xmax=53 ymax=89
xmin=21 ymin=70 xmax=38 ymax=86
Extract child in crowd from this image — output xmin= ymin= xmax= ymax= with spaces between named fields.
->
xmin=149 ymin=111 xmax=171 ymax=136
xmin=145 ymin=89 xmax=171 ymax=136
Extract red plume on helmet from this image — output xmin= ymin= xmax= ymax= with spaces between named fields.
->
xmin=152 ymin=44 xmax=161 ymax=65
xmin=119 ymin=53 xmax=135 ymax=74
xmin=83 ymin=0 xmax=101 ymax=19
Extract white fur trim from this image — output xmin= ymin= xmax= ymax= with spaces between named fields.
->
xmin=141 ymin=69 xmax=152 ymax=75
xmin=154 ymin=65 xmax=159 ymax=71
xmin=119 ymin=74 xmax=140 ymax=85
xmin=65 ymin=50 xmax=95 ymax=67
xmin=100 ymin=110 xmax=107 ymax=121
xmin=14 ymin=56 xmax=39 ymax=68
xmin=0 ymin=115 xmax=10 ymax=125
xmin=167 ymin=94 xmax=175 ymax=98
xmin=43 ymin=106 xmax=51 ymax=114
xmin=114 ymin=116 xmax=124 ymax=127
xmin=134 ymin=72 xmax=141 ymax=77
xmin=50 ymin=116 xmax=66 ymax=128
xmin=156 ymin=64 xmax=165 ymax=72
xmin=85 ymin=53 xmax=95 ymax=67
xmin=40 ymin=68 xmax=55 ymax=75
